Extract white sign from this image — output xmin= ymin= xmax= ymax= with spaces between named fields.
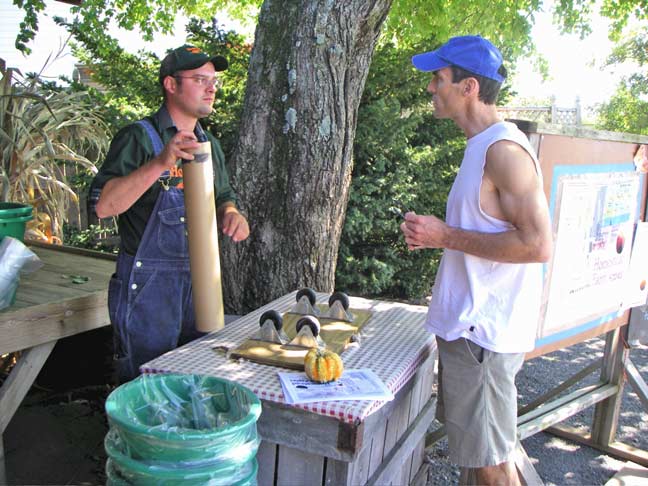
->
xmin=541 ymin=171 xmax=641 ymax=337
xmin=278 ymin=369 xmax=394 ymax=404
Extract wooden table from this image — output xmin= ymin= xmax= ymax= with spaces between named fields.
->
xmin=142 ymin=291 xmax=437 ymax=486
xmin=0 ymin=242 xmax=115 ymax=483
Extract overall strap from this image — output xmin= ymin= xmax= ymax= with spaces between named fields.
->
xmin=136 ymin=119 xmax=164 ymax=157
xmin=136 ymin=119 xmax=170 ymax=186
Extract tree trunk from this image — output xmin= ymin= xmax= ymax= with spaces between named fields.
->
xmin=221 ymin=0 xmax=392 ymax=313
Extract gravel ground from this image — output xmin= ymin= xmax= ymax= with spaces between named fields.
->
xmin=425 ymin=337 xmax=648 ymax=485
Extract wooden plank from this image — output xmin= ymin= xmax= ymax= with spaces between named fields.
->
xmin=0 ymin=341 xmax=56 ymax=433
xmin=366 ymin=397 xmax=436 ymax=486
xmin=382 ymin=386 xmax=411 ymax=456
xmin=605 ymin=463 xmax=648 ymax=486
xmin=29 ymin=252 xmax=115 ymax=274
xmin=256 ymin=441 xmax=277 ymax=486
xmin=409 ymin=354 xmax=436 ymax=484
xmin=0 ymin=293 xmax=109 ymax=355
xmin=401 ymin=361 xmax=427 ymax=486
xmin=348 ymin=438 xmax=373 ymax=486
xmin=592 ymin=329 xmax=628 ymax=446
xmin=256 ymin=401 xmax=359 ymax=462
xmin=425 ymin=425 xmax=446 ymax=450
xmin=547 ymin=424 xmax=648 ymax=468
xmin=518 ymin=383 xmax=618 ymax=440
xmin=519 ymin=382 xmax=605 ymax=425
xmin=28 ymin=241 xmax=117 ymax=261
xmin=410 ymin=462 xmax=429 ymax=486
xmin=624 ymin=358 xmax=648 ymax=413
xmin=16 ymin=279 xmax=96 ymax=300
xmin=459 ymin=467 xmax=476 ymax=484
xmin=526 ymin=315 xmax=627 ymax=360
xmin=21 ymin=266 xmax=109 ymax=292
xmin=513 ymin=442 xmax=544 ymax=486
xmin=517 ymin=358 xmax=602 ymax=416
xmin=366 ymin=419 xmax=387 ymax=480
xmin=359 ymin=355 xmax=427 ymax=450
xmin=275 ymin=445 xmax=324 ymax=486
xmin=380 ymin=385 xmax=411 ymax=485
xmin=323 ymin=457 xmax=351 ymax=486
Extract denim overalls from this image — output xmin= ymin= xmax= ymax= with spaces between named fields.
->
xmin=108 ymin=120 xmax=205 ymax=382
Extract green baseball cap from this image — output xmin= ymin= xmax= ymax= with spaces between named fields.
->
xmin=159 ymin=44 xmax=228 ymax=84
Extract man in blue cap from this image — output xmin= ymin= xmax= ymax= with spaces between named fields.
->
xmin=400 ymin=36 xmax=552 ymax=485
xmin=91 ymin=45 xmax=249 ymax=382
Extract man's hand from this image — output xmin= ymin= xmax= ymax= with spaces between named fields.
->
xmin=96 ymin=131 xmax=203 ymax=218
xmin=155 ymin=130 xmax=200 ymax=170
xmin=400 ymin=212 xmax=450 ymax=251
xmin=218 ymin=204 xmax=250 ymax=242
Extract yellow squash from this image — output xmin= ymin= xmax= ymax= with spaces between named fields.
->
xmin=304 ymin=348 xmax=344 ymax=383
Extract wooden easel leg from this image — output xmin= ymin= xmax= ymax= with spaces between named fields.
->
xmin=459 ymin=467 xmax=475 ymax=485
xmin=591 ymin=328 xmax=628 ymax=447
xmin=514 ymin=442 xmax=544 ymax=486
xmin=624 ymin=357 xmax=648 ymax=412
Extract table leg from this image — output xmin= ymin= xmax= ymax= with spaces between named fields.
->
xmin=0 ymin=341 xmax=56 ymax=484
xmin=0 ymin=435 xmax=6 ymax=486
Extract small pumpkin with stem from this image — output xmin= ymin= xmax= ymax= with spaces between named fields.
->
xmin=304 ymin=347 xmax=344 ymax=383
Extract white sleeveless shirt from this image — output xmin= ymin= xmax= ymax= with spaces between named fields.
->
xmin=424 ymin=121 xmax=543 ymax=353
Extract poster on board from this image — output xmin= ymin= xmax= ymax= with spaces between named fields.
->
xmin=540 ymin=169 xmax=642 ymax=339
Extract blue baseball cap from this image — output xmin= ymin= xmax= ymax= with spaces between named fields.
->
xmin=412 ymin=35 xmax=505 ymax=82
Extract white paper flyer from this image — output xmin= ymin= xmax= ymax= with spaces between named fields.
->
xmin=278 ymin=368 xmax=394 ymax=404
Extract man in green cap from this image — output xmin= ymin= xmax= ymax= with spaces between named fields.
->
xmin=91 ymin=45 xmax=249 ymax=382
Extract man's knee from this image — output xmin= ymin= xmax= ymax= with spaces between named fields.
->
xmin=472 ymin=462 xmax=520 ymax=486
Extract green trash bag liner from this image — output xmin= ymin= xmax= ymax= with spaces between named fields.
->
xmin=105 ymin=430 xmax=259 ymax=485
xmin=105 ymin=374 xmax=261 ymax=465
xmin=106 ymin=458 xmax=259 ymax=486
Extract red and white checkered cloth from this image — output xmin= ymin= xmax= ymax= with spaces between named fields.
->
xmin=141 ymin=291 xmax=435 ymax=425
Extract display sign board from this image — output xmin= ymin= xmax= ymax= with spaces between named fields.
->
xmin=538 ymin=165 xmax=642 ymax=346
xmin=511 ymin=121 xmax=648 ymax=357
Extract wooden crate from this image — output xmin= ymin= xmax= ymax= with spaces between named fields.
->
xmin=255 ymin=350 xmax=436 ymax=486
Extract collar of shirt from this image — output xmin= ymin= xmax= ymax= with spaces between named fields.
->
xmin=153 ymin=104 xmax=208 ymax=143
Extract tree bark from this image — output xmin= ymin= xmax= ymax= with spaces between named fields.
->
xmin=221 ymin=0 xmax=392 ymax=313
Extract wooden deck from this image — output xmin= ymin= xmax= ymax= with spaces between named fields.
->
xmin=0 ymin=243 xmax=115 ymax=355
xmin=0 ymin=242 xmax=116 ymax=484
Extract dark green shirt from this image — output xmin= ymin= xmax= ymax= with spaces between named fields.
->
xmin=92 ymin=105 xmax=236 ymax=255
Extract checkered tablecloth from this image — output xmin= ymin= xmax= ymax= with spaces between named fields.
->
xmin=141 ymin=291 xmax=435 ymax=425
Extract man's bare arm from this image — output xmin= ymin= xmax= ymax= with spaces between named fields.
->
xmin=401 ymin=141 xmax=552 ymax=263
xmin=95 ymin=130 xmax=199 ymax=218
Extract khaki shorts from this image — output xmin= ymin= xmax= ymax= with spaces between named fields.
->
xmin=436 ymin=336 xmax=524 ymax=468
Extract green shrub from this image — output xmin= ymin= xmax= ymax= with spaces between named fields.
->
xmin=335 ymin=40 xmax=465 ymax=301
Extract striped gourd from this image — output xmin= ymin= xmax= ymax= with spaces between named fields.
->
xmin=304 ymin=348 xmax=344 ymax=383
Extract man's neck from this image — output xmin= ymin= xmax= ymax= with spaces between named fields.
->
xmin=165 ymin=103 xmax=198 ymax=132
xmin=455 ymin=105 xmax=502 ymax=139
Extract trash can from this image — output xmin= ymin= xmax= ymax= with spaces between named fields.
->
xmin=104 ymin=373 xmax=261 ymax=485
xmin=0 ymin=203 xmax=33 ymax=243
xmin=0 ymin=203 xmax=35 ymax=307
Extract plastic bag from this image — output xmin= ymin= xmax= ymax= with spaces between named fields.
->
xmin=104 ymin=374 xmax=262 ymax=485
xmin=0 ymin=236 xmax=43 ymax=310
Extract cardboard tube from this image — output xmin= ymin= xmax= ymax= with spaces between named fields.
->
xmin=182 ymin=141 xmax=225 ymax=332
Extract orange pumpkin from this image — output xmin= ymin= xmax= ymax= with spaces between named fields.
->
xmin=304 ymin=348 xmax=344 ymax=383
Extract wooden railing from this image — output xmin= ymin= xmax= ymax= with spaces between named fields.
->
xmin=499 ymin=96 xmax=581 ymax=126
